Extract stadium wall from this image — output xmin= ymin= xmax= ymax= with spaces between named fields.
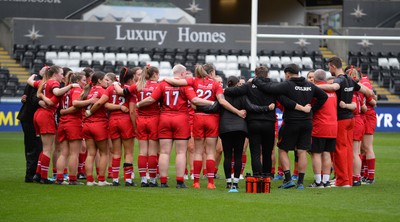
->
xmin=8 ymin=17 xmax=320 ymax=52
xmin=1 ymin=102 xmax=399 ymax=132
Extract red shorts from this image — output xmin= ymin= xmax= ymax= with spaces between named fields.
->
xmin=275 ymin=120 xmax=279 ymax=138
xmin=158 ymin=114 xmax=190 ymax=139
xmin=109 ymin=116 xmax=135 ymax=139
xmin=136 ymin=115 xmax=159 ymax=140
xmin=192 ymin=115 xmax=219 ymax=138
xmin=83 ymin=121 xmax=109 ymax=141
xmin=57 ymin=121 xmax=83 ymax=142
xmin=353 ymin=116 xmax=365 ymax=141
xmin=364 ymin=111 xmax=377 ymax=135
xmin=34 ymin=109 xmax=56 ymax=135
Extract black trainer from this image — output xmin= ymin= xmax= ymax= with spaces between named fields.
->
xmin=125 ymin=181 xmax=136 ymax=187
xmin=233 ymin=183 xmax=239 ymax=189
xmin=77 ymin=173 xmax=86 ymax=180
xmin=308 ymin=181 xmax=323 ymax=188
xmin=40 ymin=178 xmax=53 ymax=184
xmin=323 ymin=181 xmax=331 ymax=188
xmin=365 ymin=179 xmax=375 ymax=185
xmin=353 ymin=181 xmax=362 ymax=186
xmin=176 ymin=183 xmax=188 ymax=189
xmin=33 ymin=173 xmax=41 ymax=183
xmin=69 ymin=181 xmax=83 ymax=185
xmin=160 ymin=183 xmax=169 ymax=188
xmin=112 ymin=181 xmax=120 ymax=186
xmin=226 ymin=183 xmax=232 ymax=189
xmin=141 ymin=182 xmax=149 ymax=187
xmin=149 ymin=182 xmax=158 ymax=187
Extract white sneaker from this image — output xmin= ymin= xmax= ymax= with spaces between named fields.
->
xmin=98 ymin=181 xmax=112 ymax=186
xmin=184 ymin=174 xmax=189 ymax=180
xmin=239 ymin=174 xmax=244 ymax=180
xmin=86 ymin=181 xmax=98 ymax=186
xmin=190 ymin=174 xmax=194 ymax=180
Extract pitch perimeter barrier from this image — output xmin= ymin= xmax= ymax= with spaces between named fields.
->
xmin=1 ymin=101 xmax=399 ymax=132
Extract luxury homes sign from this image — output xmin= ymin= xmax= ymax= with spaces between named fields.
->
xmin=11 ymin=18 xmax=320 ymax=51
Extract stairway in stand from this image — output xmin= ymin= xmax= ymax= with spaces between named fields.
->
xmin=0 ymin=47 xmax=30 ymax=82
xmin=319 ymin=47 xmax=400 ymax=103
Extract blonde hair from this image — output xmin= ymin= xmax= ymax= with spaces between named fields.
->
xmin=37 ymin=65 xmax=62 ymax=97
xmin=137 ymin=66 xmax=159 ymax=91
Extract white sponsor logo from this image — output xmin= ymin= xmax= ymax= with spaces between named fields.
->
xmin=376 ymin=113 xmax=400 ymax=128
xmin=294 ymin=86 xmax=312 ymax=91
xmin=115 ymin=25 xmax=167 ymax=45
xmin=178 ymin=27 xmax=226 ymax=43
xmin=344 ymin=87 xmax=354 ymax=92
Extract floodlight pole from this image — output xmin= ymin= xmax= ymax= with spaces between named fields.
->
xmin=250 ymin=0 xmax=258 ymax=71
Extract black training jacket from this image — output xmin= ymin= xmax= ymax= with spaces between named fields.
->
xmin=334 ymin=74 xmax=361 ymax=120
xmin=253 ymin=76 xmax=327 ymax=123
xmin=224 ymin=78 xmax=276 ymax=122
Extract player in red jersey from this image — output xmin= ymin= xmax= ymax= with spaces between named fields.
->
xmin=55 ymin=72 xmax=88 ymax=185
xmin=359 ymin=73 xmax=377 ymax=184
xmin=27 ymin=65 xmax=78 ymax=184
xmin=114 ymin=66 xmax=161 ymax=187
xmin=349 ymin=69 xmax=366 ymax=186
xmin=136 ymin=64 xmax=216 ymax=188
xmin=308 ymin=69 xmax=338 ymax=188
xmin=164 ymin=64 xmax=246 ymax=189
xmin=90 ymin=69 xmax=137 ymax=186
xmin=75 ymin=71 xmax=110 ymax=186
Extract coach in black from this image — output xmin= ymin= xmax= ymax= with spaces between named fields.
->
xmin=224 ymin=66 xmax=277 ymax=178
xmin=17 ymin=69 xmax=43 ymax=182
xmin=253 ymin=64 xmax=327 ymax=189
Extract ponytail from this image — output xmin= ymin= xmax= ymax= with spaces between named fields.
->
xmin=194 ymin=64 xmax=208 ymax=79
xmin=80 ymin=71 xmax=105 ymax=100
xmin=37 ymin=65 xmax=61 ymax=97
xmin=137 ymin=65 xmax=159 ymax=91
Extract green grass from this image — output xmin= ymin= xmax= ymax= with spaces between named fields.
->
xmin=0 ymin=132 xmax=399 ymax=221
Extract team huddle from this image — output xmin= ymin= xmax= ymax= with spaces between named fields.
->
xmin=24 ymin=56 xmax=377 ymax=190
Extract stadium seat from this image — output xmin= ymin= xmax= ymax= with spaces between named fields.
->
xmin=72 ymin=46 xmax=84 ymax=52
xmin=96 ymin=46 xmax=107 ymax=53
xmin=92 ymin=52 xmax=105 ymax=65
xmin=49 ymin=45 xmax=60 ymax=52
xmin=69 ymin=52 xmax=81 ymax=60
xmin=80 ymin=52 xmax=93 ymax=62
xmin=388 ymin=58 xmax=400 ymax=69
xmin=13 ymin=44 xmax=25 ymax=60
xmin=84 ymin=46 xmax=96 ymax=52
xmin=378 ymin=58 xmax=390 ymax=69
xmin=45 ymin=51 xmax=57 ymax=61
xmin=115 ymin=53 xmax=128 ymax=65
xmin=67 ymin=60 xmax=80 ymax=68
xmin=226 ymin=63 xmax=238 ymax=70
xmin=205 ymin=55 xmax=216 ymax=64
xmin=269 ymin=70 xmax=280 ymax=82
xmin=139 ymin=54 xmax=151 ymax=63
xmin=104 ymin=53 xmax=116 ymax=65
xmin=21 ymin=51 xmax=34 ymax=67
xmin=148 ymin=61 xmax=160 ymax=67
xmin=227 ymin=55 xmax=238 ymax=63
xmin=159 ymin=61 xmax=172 ymax=69
xmin=223 ymin=70 xmax=240 ymax=78
xmin=302 ymin=57 xmax=313 ymax=69
xmin=58 ymin=52 xmax=69 ymax=60
xmin=216 ymin=55 xmax=227 ymax=63
xmin=270 ymin=56 xmax=281 ymax=69
xmin=259 ymin=56 xmax=270 ymax=66
xmin=35 ymin=51 xmax=46 ymax=61
xmin=107 ymin=46 xmax=118 ymax=53
xmin=378 ymin=70 xmax=391 ymax=88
